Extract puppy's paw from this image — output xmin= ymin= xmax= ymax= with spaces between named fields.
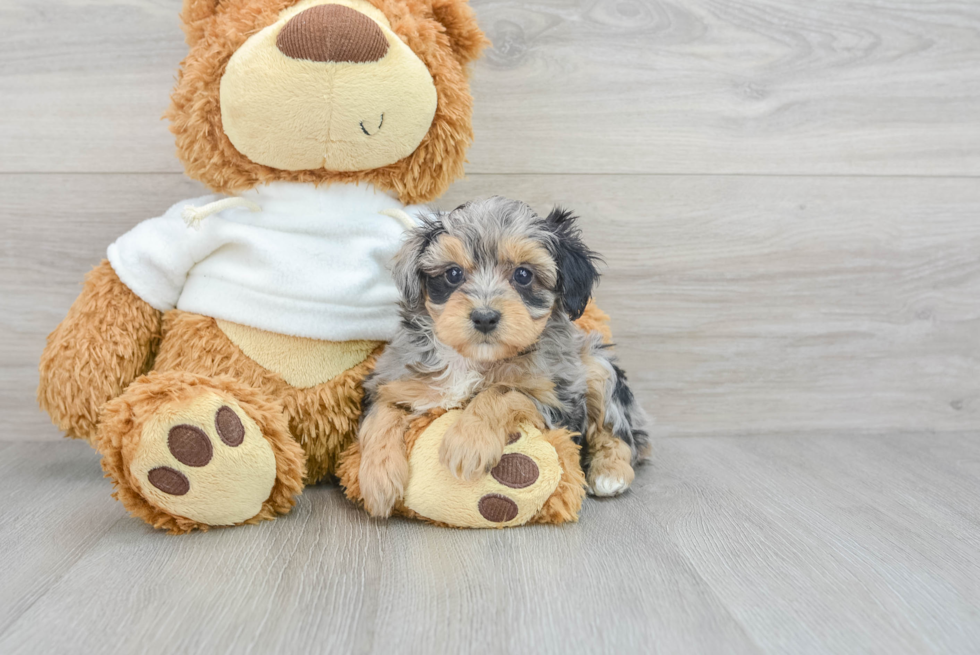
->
xmin=586 ymin=438 xmax=636 ymax=497
xmin=439 ymin=419 xmax=505 ymax=481
xmin=358 ymin=449 xmax=409 ymax=518
xmin=588 ymin=473 xmax=633 ymax=497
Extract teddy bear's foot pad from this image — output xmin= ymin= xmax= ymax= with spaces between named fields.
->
xmin=491 ymin=452 xmax=538 ymax=487
xmin=477 ymin=494 xmax=518 ymax=522
xmin=144 ymin=406 xmax=245 ymax=495
xmin=130 ymin=393 xmax=277 ymax=526
xmin=402 ymin=411 xmax=563 ymax=528
xmin=474 ymin=451 xmax=542 ymax=521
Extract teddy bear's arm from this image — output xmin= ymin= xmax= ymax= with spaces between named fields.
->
xmin=38 ymin=260 xmax=163 ymax=443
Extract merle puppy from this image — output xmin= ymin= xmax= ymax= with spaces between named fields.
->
xmin=356 ymin=196 xmax=650 ymax=517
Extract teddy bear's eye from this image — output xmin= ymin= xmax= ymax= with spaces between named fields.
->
xmin=445 ymin=266 xmax=464 ymax=285
xmin=513 ymin=267 xmax=534 ymax=287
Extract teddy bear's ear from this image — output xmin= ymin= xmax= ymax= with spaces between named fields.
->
xmin=431 ymin=0 xmax=490 ymax=65
xmin=180 ymin=0 xmax=221 ymax=46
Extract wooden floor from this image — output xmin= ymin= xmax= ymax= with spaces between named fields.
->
xmin=2 ymin=0 xmax=979 ymax=652
xmin=0 ymin=433 xmax=978 ymax=654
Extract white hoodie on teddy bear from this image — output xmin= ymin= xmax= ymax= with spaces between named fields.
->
xmin=107 ymin=181 xmax=424 ymax=342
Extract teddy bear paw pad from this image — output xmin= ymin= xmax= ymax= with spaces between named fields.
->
xmin=403 ymin=410 xmax=563 ymax=528
xmin=489 ymin=452 xmax=538 ymax=488
xmin=477 ymin=494 xmax=519 ymax=522
xmin=129 ymin=394 xmax=277 ymax=526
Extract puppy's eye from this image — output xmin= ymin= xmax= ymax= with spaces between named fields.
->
xmin=445 ymin=266 xmax=464 ymax=285
xmin=513 ymin=267 xmax=534 ymax=287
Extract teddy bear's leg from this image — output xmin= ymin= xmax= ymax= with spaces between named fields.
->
xmin=338 ymin=409 xmax=586 ymax=527
xmin=97 ymin=370 xmax=306 ymax=534
xmin=353 ymin=386 xmax=547 ymax=519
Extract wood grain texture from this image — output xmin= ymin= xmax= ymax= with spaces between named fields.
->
xmin=649 ymin=431 xmax=980 ymax=654
xmin=0 ymin=173 xmax=207 ymax=440
xmin=1 ymin=434 xmax=978 ymax=654
xmin=2 ymin=0 xmax=979 ymax=175
xmin=3 ymin=0 xmax=979 ymax=652
xmin=0 ymin=443 xmax=387 ymax=655
xmin=440 ymin=175 xmax=980 ymax=437
xmin=468 ymin=0 xmax=980 ymax=175
xmin=0 ymin=0 xmax=183 ymax=174
xmin=4 ymin=173 xmax=977 ymax=440
xmin=0 ymin=441 xmax=121 ymax=635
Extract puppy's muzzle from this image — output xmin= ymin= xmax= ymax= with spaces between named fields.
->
xmin=470 ymin=308 xmax=501 ymax=334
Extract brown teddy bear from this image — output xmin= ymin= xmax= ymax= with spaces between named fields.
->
xmin=38 ymin=0 xmax=603 ymax=533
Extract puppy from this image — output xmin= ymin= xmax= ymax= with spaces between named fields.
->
xmin=357 ymin=197 xmax=650 ymax=517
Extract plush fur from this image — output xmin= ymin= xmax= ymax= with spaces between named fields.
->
xmin=37 ymin=260 xmax=162 ymax=443
xmin=38 ymin=0 xmax=490 ymax=532
xmin=53 ymin=272 xmax=373 ymax=532
xmin=39 ymin=262 xmax=375 ymax=485
xmin=40 ymin=1 xmax=630 ymax=532
xmin=216 ymin=320 xmax=383 ymax=389
xmin=153 ymin=310 xmax=381 ymax=484
xmin=98 ymin=370 xmax=306 ymax=535
xmin=337 ymin=408 xmax=587 ymax=527
xmin=168 ymin=0 xmax=488 ymax=203
xmin=353 ymin=198 xmax=650 ymax=518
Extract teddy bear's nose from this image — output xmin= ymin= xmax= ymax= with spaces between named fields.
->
xmin=276 ymin=4 xmax=389 ymax=63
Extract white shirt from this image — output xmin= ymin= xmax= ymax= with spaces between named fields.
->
xmin=107 ymin=182 xmax=424 ymax=341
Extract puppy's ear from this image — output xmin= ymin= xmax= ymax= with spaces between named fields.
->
xmin=545 ymin=207 xmax=601 ymax=321
xmin=181 ymin=0 xmax=221 ymax=47
xmin=392 ymin=215 xmax=446 ymax=312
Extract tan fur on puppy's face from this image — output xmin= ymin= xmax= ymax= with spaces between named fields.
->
xmin=499 ymin=237 xmax=557 ymax=288
xmin=427 ymin=286 xmax=548 ymax=362
xmin=492 ymin=295 xmax=549 ymax=359
xmin=422 ymin=233 xmax=555 ymax=362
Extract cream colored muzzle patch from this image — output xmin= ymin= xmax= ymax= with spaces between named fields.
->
xmin=220 ymin=0 xmax=438 ymax=172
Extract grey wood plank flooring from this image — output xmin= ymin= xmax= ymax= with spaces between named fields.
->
xmin=654 ymin=433 xmax=980 ymax=654
xmin=2 ymin=0 xmax=978 ymax=175
xmin=0 ymin=441 xmax=123 ymax=635
xmin=1 ymin=434 xmax=978 ymax=654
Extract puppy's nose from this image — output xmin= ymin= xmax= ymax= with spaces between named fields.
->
xmin=471 ymin=309 xmax=502 ymax=334
xmin=276 ymin=4 xmax=389 ymax=63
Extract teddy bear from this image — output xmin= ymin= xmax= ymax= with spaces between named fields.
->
xmin=37 ymin=0 xmax=607 ymax=533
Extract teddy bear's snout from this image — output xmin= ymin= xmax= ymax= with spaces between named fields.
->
xmin=276 ymin=4 xmax=389 ymax=64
